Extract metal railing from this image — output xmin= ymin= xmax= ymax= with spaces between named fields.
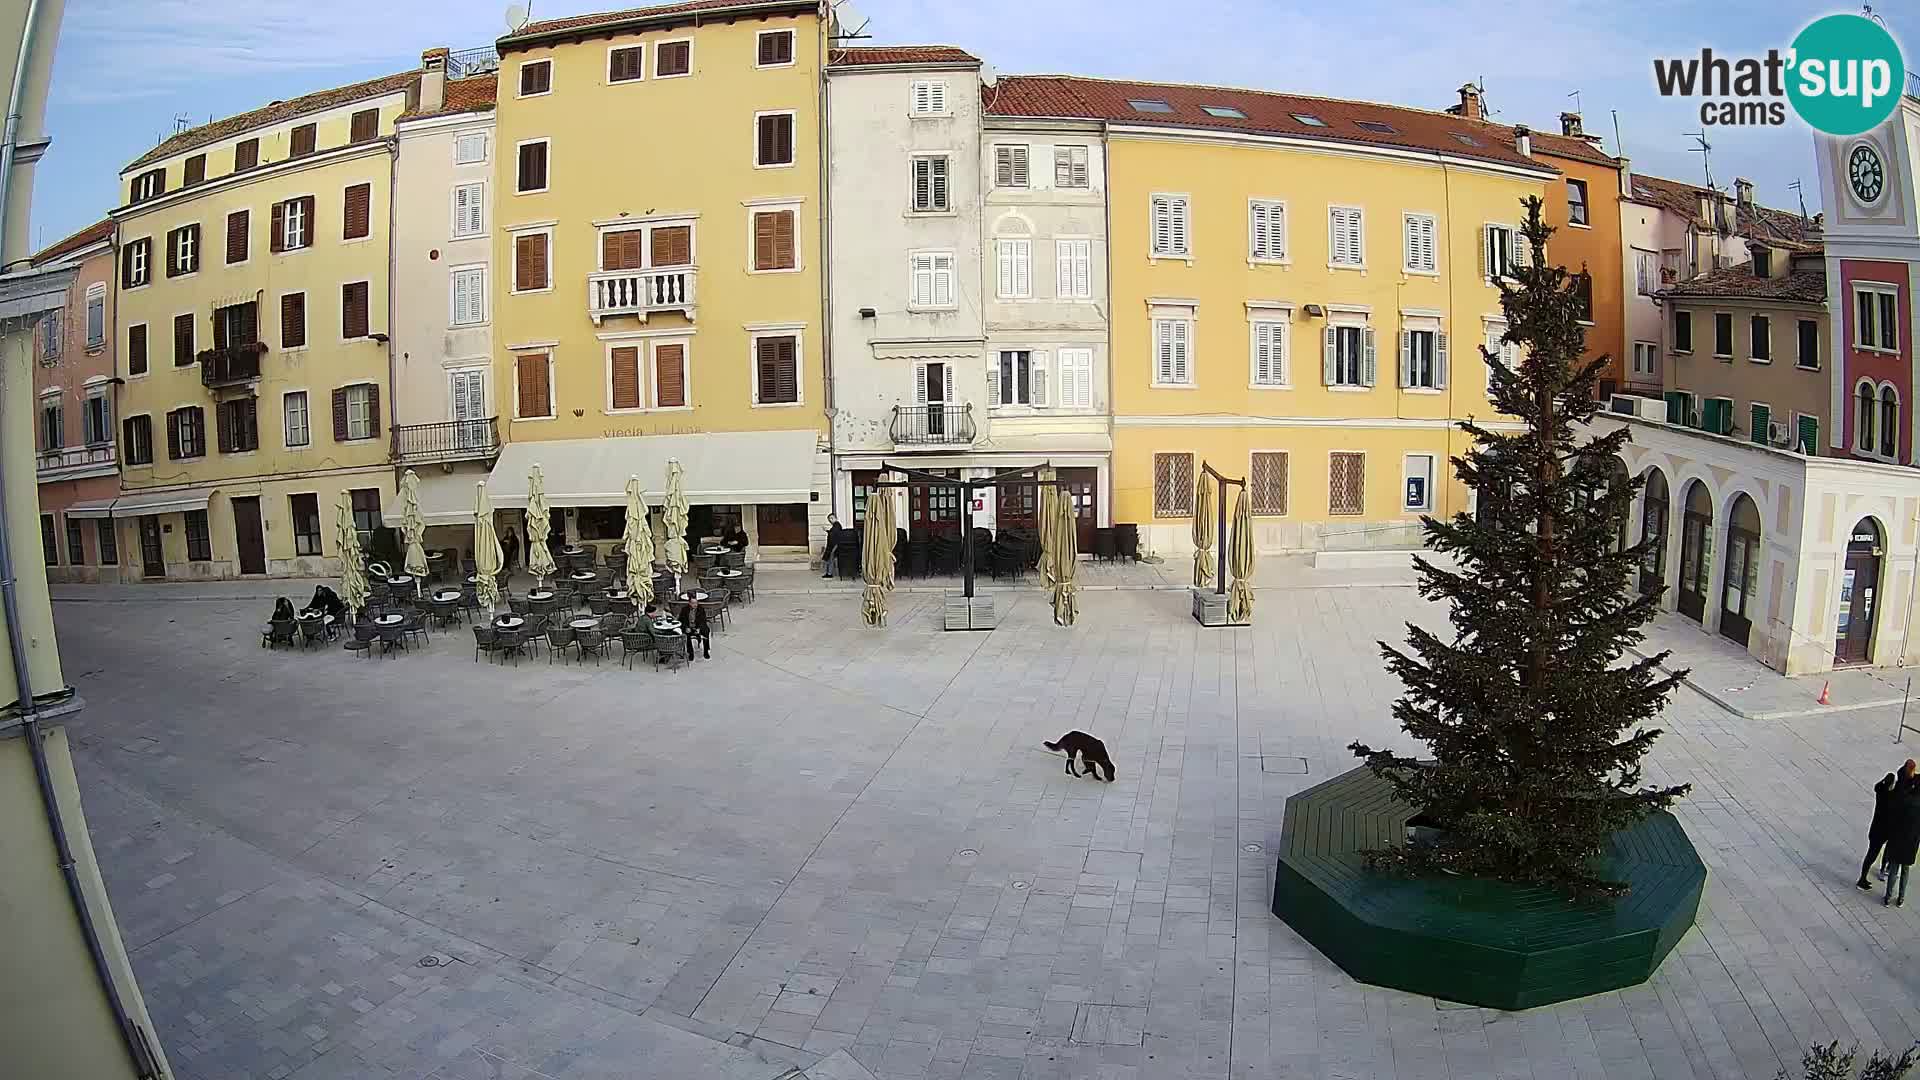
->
xmin=588 ymin=267 xmax=696 ymax=323
xmin=448 ymin=46 xmax=500 ymax=78
xmin=35 ymin=442 xmax=116 ymax=477
xmin=889 ymin=403 xmax=976 ymax=447
xmin=391 ymin=417 xmax=500 ymax=462
xmin=199 ymin=343 xmax=264 ymax=387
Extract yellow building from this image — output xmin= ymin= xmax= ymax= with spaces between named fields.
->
xmin=484 ymin=0 xmax=831 ymax=555
xmin=103 ymin=73 xmax=414 ymax=579
xmin=990 ymin=78 xmax=1556 ymax=555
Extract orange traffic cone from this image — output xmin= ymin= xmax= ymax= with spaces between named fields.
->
xmin=1818 ymin=681 xmax=1832 ymax=706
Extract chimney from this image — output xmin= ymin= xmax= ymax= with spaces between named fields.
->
xmin=1734 ymin=176 xmax=1755 ymax=212
xmin=420 ymin=48 xmax=449 ymax=114
xmin=1560 ymin=111 xmax=1583 ymax=137
xmin=1697 ymin=192 xmax=1713 ymax=226
xmin=1513 ymin=123 xmax=1531 ymax=158
xmin=1617 ymin=155 xmax=1632 ymax=199
xmin=1455 ymin=82 xmax=1483 ymax=122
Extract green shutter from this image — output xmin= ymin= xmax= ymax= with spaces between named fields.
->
xmin=1664 ymin=391 xmax=1688 ymax=424
xmin=1797 ymin=414 xmax=1819 ymax=455
xmin=1751 ymin=403 xmax=1770 ymax=445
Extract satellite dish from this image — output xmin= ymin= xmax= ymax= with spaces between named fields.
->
xmin=831 ymin=0 xmax=870 ymax=38
xmin=980 ymin=64 xmax=997 ymax=88
xmin=505 ymin=3 xmax=530 ymax=32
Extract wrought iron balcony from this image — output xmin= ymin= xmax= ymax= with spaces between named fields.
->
xmin=889 ymin=403 xmax=976 ymax=448
xmin=391 ymin=417 xmax=500 ymax=463
xmin=36 ymin=442 xmax=117 ymax=481
xmin=199 ymin=342 xmax=265 ymax=388
xmin=588 ymin=267 xmax=697 ymax=324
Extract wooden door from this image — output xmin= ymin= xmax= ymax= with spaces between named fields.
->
xmin=138 ymin=517 xmax=164 ymax=578
xmin=1677 ymin=510 xmax=1710 ymax=622
xmin=1836 ymin=547 xmax=1881 ymax=665
xmin=233 ymin=497 xmax=266 ymax=575
xmin=1059 ymin=467 xmax=1098 ymax=550
xmin=755 ymin=504 xmax=809 ymax=547
xmin=909 ymin=470 xmax=960 ymax=538
xmin=996 ymin=483 xmax=1038 ymax=533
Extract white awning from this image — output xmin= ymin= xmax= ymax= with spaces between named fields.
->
xmin=62 ymin=497 xmax=119 ymax=520
xmin=486 ymin=429 xmax=821 ymax=508
xmin=98 ymin=487 xmax=217 ymax=517
xmin=384 ymin=470 xmax=491 ymax=527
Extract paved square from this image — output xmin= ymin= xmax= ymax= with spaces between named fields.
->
xmin=50 ymin=583 xmax=1920 ymax=1079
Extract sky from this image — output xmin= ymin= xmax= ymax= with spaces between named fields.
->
xmin=27 ymin=0 xmax=1920 ymax=251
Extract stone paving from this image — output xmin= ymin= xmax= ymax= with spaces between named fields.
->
xmin=48 ymin=583 xmax=1920 ymax=1079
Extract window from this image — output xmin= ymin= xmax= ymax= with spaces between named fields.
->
xmin=343 ymin=183 xmax=371 ymax=240
xmin=336 ymin=384 xmax=378 ymax=441
xmin=284 ymin=391 xmax=309 ymax=447
xmin=1566 ymin=178 xmax=1589 ymax=226
xmin=514 ymin=231 xmax=550 ymax=292
xmin=610 ymin=345 xmax=643 ymax=410
xmin=1249 ymin=452 xmax=1288 ymax=515
xmin=1798 ymin=414 xmax=1821 ymax=455
xmin=39 ymin=515 xmax=56 ymax=566
xmin=1751 ymin=402 xmax=1773 ymax=446
xmin=1883 ymin=386 xmax=1900 ymax=458
xmin=1403 ymin=213 xmax=1437 ymax=274
xmin=1484 ymin=223 xmax=1515 ymax=280
xmin=1249 ymin=200 xmax=1286 ymax=262
xmin=1573 ymin=272 xmax=1594 ymax=322
xmin=1713 ymin=312 xmax=1734 ymax=357
xmin=341 ymin=282 xmax=369 ymax=339
xmin=1329 ymin=207 xmax=1364 ymax=267
xmin=39 ymin=396 xmax=60 ymax=451
xmin=1291 ymin=113 xmax=1327 ymax=126
xmin=1632 ymin=341 xmax=1657 ymax=379
xmin=183 ymin=510 xmax=212 ymax=561
xmin=226 ymin=209 xmax=249 ymax=264
xmin=516 ymin=140 xmax=549 ymax=193
xmin=753 ymin=209 xmax=796 ymax=271
xmin=36 ymin=307 xmax=59 ymax=362
xmin=1857 ymin=382 xmax=1877 ymax=451
xmin=97 ymin=520 xmax=117 ymax=565
xmin=608 ymin=45 xmax=644 ymax=83
xmin=1673 ymin=309 xmax=1693 ymax=353
xmin=1399 ymin=327 xmax=1447 ymax=389
xmin=181 ymin=153 xmax=206 ymax=186
xmin=64 ymin=517 xmax=84 ymax=565
xmin=1055 ymin=239 xmax=1091 ymax=299
xmin=993 ymin=349 xmax=1047 ymax=406
xmin=758 ymin=30 xmax=795 ymax=67
xmin=1635 ymin=250 xmax=1657 ymax=295
xmin=167 ymin=406 xmax=205 ymax=459
xmin=653 ymin=343 xmax=686 ymax=408
xmin=281 ymin=291 xmax=307 ymax=349
xmin=1329 ymin=452 xmax=1366 ymax=515
xmin=121 ymin=237 xmax=150 ymax=288
xmin=756 ymin=112 xmax=794 ymax=166
xmin=1055 ymin=146 xmax=1089 ymax=188
xmin=350 ymin=108 xmax=378 ymax=144
xmin=995 ymin=145 xmax=1029 ymax=188
xmin=1753 ymin=249 xmax=1772 ymax=277
xmin=454 ymin=132 xmax=487 ymax=164
xmin=1128 ymin=98 xmax=1174 ymax=113
xmin=271 ymin=195 xmax=314 ymax=252
xmin=1154 ymin=453 xmax=1194 ymax=517
xmin=287 ymin=123 xmax=316 ymax=158
xmin=216 ymin=396 xmax=259 ymax=453
xmin=1701 ymin=395 xmax=1735 ymax=435
xmin=1798 ymin=319 xmax=1819 ymax=369
xmin=649 ymin=225 xmax=691 ymax=267
xmin=290 ymin=494 xmax=322 ymax=556
xmin=233 ymin=138 xmax=258 ymax=171
xmin=911 ymin=155 xmax=949 ymax=212
xmin=909 ymin=251 xmax=954 ymax=308
xmin=1856 ymin=286 xmax=1899 ymax=351
xmin=348 ymin=489 xmax=381 ymax=534
xmin=1202 ymin=105 xmax=1246 ymax=119
xmin=1057 ymin=347 xmax=1093 ymax=408
xmin=519 ymin=59 xmax=552 ymax=97
xmin=1324 ymin=323 xmax=1376 ymax=387
xmin=1153 ymin=317 xmax=1193 ymax=386
xmin=82 ymin=392 xmax=109 ymax=445
xmin=1751 ymin=315 xmax=1771 ymax=362
xmin=127 ymin=323 xmax=148 ymax=375
xmin=1403 ymin=454 xmax=1435 ymax=512
xmin=655 ymin=40 xmax=691 ymax=77
xmin=129 ymin=169 xmax=164 ymax=204
xmin=122 ymin=414 xmax=152 ymax=465
xmin=996 ymin=239 xmax=1031 ymax=298
xmin=84 ymin=285 xmax=104 ymax=348
xmin=910 ymin=79 xmax=946 ymax=115
xmin=450 ymin=266 xmax=486 ymax=326
xmin=1151 ymin=194 xmax=1190 ymax=257
xmin=516 ymin=352 xmax=552 ymax=418
xmin=1354 ymin=120 xmax=1397 ymax=134
xmin=754 ymin=335 xmax=799 ymax=405
xmin=1251 ymin=319 xmax=1289 ymax=386
xmin=173 ymin=313 xmax=194 ymax=366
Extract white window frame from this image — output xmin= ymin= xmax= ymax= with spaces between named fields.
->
xmin=1328 ymin=205 xmax=1365 ymax=269
xmin=908 ymin=249 xmax=956 ymax=310
xmin=453 ymin=131 xmax=488 ymax=166
xmin=1248 ymin=198 xmax=1287 ymax=264
xmin=1632 ymin=340 xmax=1658 ymax=379
xmin=1249 ymin=314 xmax=1291 ymax=389
xmin=1402 ymin=212 xmax=1438 ymax=275
xmin=606 ymin=42 xmax=645 ymax=84
xmin=748 ymin=325 xmax=805 ymax=408
xmin=648 ymin=339 xmax=693 ymax=412
xmin=449 ymin=264 xmax=487 ymax=327
xmin=745 ymin=197 xmax=803 ymax=275
xmin=1055 ymin=238 xmax=1092 ymax=300
xmin=910 ymin=79 xmax=948 ymax=116
xmin=653 ymin=36 xmax=693 ymax=79
xmin=174 ymin=223 xmax=198 ymax=276
xmin=516 ymin=59 xmax=553 ymax=99
xmin=914 ymin=360 xmax=955 ymax=406
xmin=1150 ymin=194 xmax=1191 ymax=260
xmin=1325 ymin=312 xmax=1375 ymax=389
xmin=1402 ymin=453 xmax=1436 ymax=513
xmin=511 ymin=348 xmax=558 ymax=421
xmin=1634 ymin=249 xmax=1657 ymax=296
xmin=756 ymin=29 xmax=797 ymax=69
xmin=283 ymin=390 xmax=310 ymax=448
xmin=994 ymin=144 xmax=1030 ymax=189
xmin=509 ymin=225 xmax=554 ymax=295
xmin=1566 ymin=178 xmax=1591 ymax=228
xmin=1483 ymin=316 xmax=1518 ymax=395
xmin=282 ymin=197 xmax=310 ymax=250
xmin=1397 ymin=317 xmax=1447 ymax=392
xmin=127 ymin=237 xmax=150 ymax=287
xmin=1854 ymin=282 xmax=1901 ymax=353
xmin=1484 ymin=222 xmax=1517 ymax=282
xmin=1151 ymin=312 xmax=1196 ymax=388
xmin=754 ymin=109 xmax=797 ymax=169
xmin=996 ymin=238 xmax=1032 ymax=299
xmin=1054 ymin=145 xmax=1089 ymax=189
xmin=515 ymin=138 xmax=551 ymax=195
xmin=343 ymin=384 xmax=374 ymax=441
xmin=451 ymin=181 xmax=485 ymax=238
xmin=81 ymin=385 xmax=111 ymax=445
xmin=84 ymin=283 xmax=105 ymax=349
xmin=1056 ymin=346 xmax=1094 ymax=409
xmin=910 ymin=154 xmax=950 ymax=214
xmin=991 ymin=348 xmax=1049 ymax=408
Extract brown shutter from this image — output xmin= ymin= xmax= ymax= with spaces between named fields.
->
xmin=342 ymin=282 xmax=368 ymax=338
xmin=122 ymin=417 xmax=137 ymax=458
xmin=291 ymin=123 xmax=316 ymax=157
xmin=166 ymin=411 xmax=181 ymax=460
xmin=332 ymin=388 xmax=348 ymax=441
xmin=611 ymin=346 xmax=641 ymax=409
xmin=520 ymin=60 xmax=550 ymax=96
xmin=778 ymin=337 xmax=797 ymax=402
xmin=350 ymin=108 xmax=378 ymax=144
xmin=120 ymin=244 xmax=134 ymax=289
xmin=601 ymin=230 xmax=643 ymax=271
xmin=657 ymin=41 xmax=689 ymax=76
xmin=776 ymin=115 xmax=793 ymax=162
xmin=215 ymin=400 xmax=231 ymax=453
xmin=518 ymin=142 xmax=547 ymax=192
xmin=226 ymin=210 xmax=248 ymax=263
xmin=165 ymin=229 xmax=180 ymax=277
xmin=270 ymin=201 xmax=285 ymax=252
xmin=234 ymin=138 xmax=258 ymax=171
xmin=773 ymin=211 xmax=794 ymax=269
xmin=756 ymin=337 xmax=796 ymax=403
xmin=366 ymin=383 xmax=380 ymax=438
xmin=300 ymin=196 xmax=316 ymax=247
xmin=753 ymin=213 xmax=776 ymax=271
xmin=184 ymin=154 xmax=205 ymax=186
xmin=281 ymin=292 xmax=305 ymax=348
xmin=128 ymin=324 xmax=147 ymax=374
xmin=175 ymin=313 xmax=195 ymax=365
xmin=654 ymin=344 xmax=685 ymax=407
xmin=239 ymin=300 xmax=258 ymax=345
xmin=651 ymin=225 xmax=690 ymax=267
xmin=343 ymin=184 xmax=371 ymax=240
xmin=517 ymin=353 xmax=550 ymax=417
xmin=515 ymin=233 xmax=547 ymax=290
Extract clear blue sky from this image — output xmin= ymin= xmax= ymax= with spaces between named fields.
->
xmin=29 ymin=0 xmax=1918 ymax=250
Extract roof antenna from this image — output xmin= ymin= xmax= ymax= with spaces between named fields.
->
xmin=1687 ymin=131 xmax=1714 ymax=191
xmin=172 ymin=113 xmax=191 ymax=135
xmin=1611 ymin=108 xmax=1623 ymax=158
xmin=1566 ymin=88 xmax=1581 ymax=115
xmin=1788 ymin=179 xmax=1809 ymax=220
xmin=1475 ymin=76 xmax=1497 ymax=120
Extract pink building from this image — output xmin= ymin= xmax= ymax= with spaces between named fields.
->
xmin=29 ymin=219 xmax=121 ymax=583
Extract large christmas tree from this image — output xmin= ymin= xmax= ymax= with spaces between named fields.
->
xmin=1348 ymin=196 xmax=1689 ymax=899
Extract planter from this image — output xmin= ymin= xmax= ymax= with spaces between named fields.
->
xmin=1270 ymin=766 xmax=1704 ymax=1010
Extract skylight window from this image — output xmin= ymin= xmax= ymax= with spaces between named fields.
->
xmin=1451 ymin=133 xmax=1480 ymax=146
xmin=1202 ymin=105 xmax=1246 ymax=119
xmin=1354 ymin=120 xmax=1397 ymax=134
xmin=1290 ymin=113 xmax=1327 ymax=126
xmin=1128 ymin=98 xmax=1174 ymax=113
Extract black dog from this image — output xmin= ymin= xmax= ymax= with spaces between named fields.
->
xmin=1044 ymin=731 xmax=1115 ymax=782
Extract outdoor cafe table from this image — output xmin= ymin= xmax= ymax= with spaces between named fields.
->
xmin=712 ymin=568 xmax=743 ymax=582
xmin=527 ymin=588 xmax=556 ymax=602
xmin=430 ymin=589 xmax=462 ymax=605
xmin=568 ymin=617 xmax=600 ymax=631
xmin=374 ymin=614 xmax=405 ymax=627
xmin=387 ymin=574 xmax=414 ymax=589
xmin=651 ymin=617 xmax=682 ymax=633
xmin=493 ymin=615 xmax=525 ymax=630
xmin=677 ymin=590 xmax=710 ymax=604
xmin=568 ymin=571 xmax=597 ymax=583
xmin=561 ymin=545 xmax=586 ymax=557
xmin=700 ymin=545 xmax=730 ymax=557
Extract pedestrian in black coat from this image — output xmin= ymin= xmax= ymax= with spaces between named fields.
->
xmin=1884 ymin=777 xmax=1920 ymax=907
xmin=1859 ymin=760 xmax=1916 ymax=889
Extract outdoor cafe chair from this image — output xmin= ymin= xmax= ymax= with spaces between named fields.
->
xmin=575 ymin=628 xmax=608 ymax=665
xmin=472 ymin=625 xmax=496 ymax=663
xmin=697 ymin=594 xmax=729 ymax=632
xmin=377 ymin=623 xmax=407 ymax=657
xmin=545 ymin=624 xmax=576 ymax=664
xmin=264 ymin=618 xmax=297 ymax=649
xmin=401 ymin=611 xmax=430 ymax=649
xmin=494 ymin=626 xmax=527 ymax=665
xmin=342 ymin=626 xmax=375 ymax=658
xmin=298 ymin=619 xmax=328 ymax=650
xmin=620 ymin=628 xmax=654 ymax=668
xmin=509 ymin=596 xmax=530 ymax=616
xmin=589 ymin=597 xmax=610 ymax=615
xmin=599 ymin=612 xmax=627 ymax=636
xmin=651 ymin=626 xmax=688 ymax=671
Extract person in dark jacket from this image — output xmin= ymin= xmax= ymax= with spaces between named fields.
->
xmin=501 ymin=527 xmax=520 ymax=571
xmin=724 ymin=525 xmax=750 ymax=552
xmin=1885 ymin=774 xmax=1920 ymax=906
xmin=821 ymin=515 xmax=846 ymax=579
xmin=1860 ymin=761 xmax=1917 ymax=889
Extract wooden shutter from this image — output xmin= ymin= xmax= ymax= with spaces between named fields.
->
xmin=654 ymin=344 xmax=685 ymax=407
xmin=601 ymin=230 xmax=643 ymax=271
xmin=610 ymin=46 xmax=642 ymax=82
xmin=122 ymin=417 xmax=138 ymax=461
xmin=1250 ymin=452 xmax=1288 ymax=515
xmin=651 ymin=225 xmax=691 ymax=267
xmin=611 ymin=346 xmax=641 ymax=409
xmin=759 ymin=31 xmax=791 ymax=65
xmin=165 ymin=229 xmax=180 ymax=278
xmin=184 ymin=154 xmax=205 ymax=186
xmin=128 ymin=324 xmax=147 ymax=374
xmin=350 ymin=108 xmax=377 ymax=144
xmin=234 ymin=138 xmax=258 ymax=171
xmin=281 ymin=292 xmax=305 ymax=348
xmin=227 ymin=210 xmax=249 ymax=263
xmin=291 ymin=123 xmax=315 ymax=157
xmin=753 ymin=213 xmax=777 ymax=270
xmin=657 ymin=41 xmax=690 ymax=76
xmin=516 ymin=353 xmax=550 ymax=417
xmin=515 ymin=233 xmax=548 ymax=290
xmin=518 ymin=141 xmax=547 ymax=192
xmin=270 ymin=201 xmax=285 ymax=253
xmin=215 ymin=400 xmax=231 ymax=453
xmin=166 ymin=410 xmax=181 ymax=460
xmin=757 ymin=336 xmax=797 ymax=403
xmin=520 ymin=60 xmax=550 ymax=96
xmin=366 ymin=384 xmax=380 ymax=438
xmin=343 ymin=183 xmax=371 ymax=240
xmin=174 ymin=313 xmax=194 ymax=365
xmin=758 ymin=114 xmax=792 ymax=165
xmin=298 ymin=196 xmax=316 ymax=248
xmin=331 ymin=388 xmax=348 ymax=441
xmin=342 ymin=282 xmax=368 ymax=338
xmin=1435 ymin=332 xmax=1448 ymax=388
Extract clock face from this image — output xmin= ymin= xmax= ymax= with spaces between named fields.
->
xmin=1850 ymin=143 xmax=1886 ymax=206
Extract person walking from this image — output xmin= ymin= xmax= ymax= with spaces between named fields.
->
xmin=1860 ymin=760 xmax=1916 ymax=889
xmin=501 ymin=526 xmax=521 ymax=572
xmin=1884 ymin=773 xmax=1920 ymax=907
xmin=821 ymin=514 xmax=846 ymax=579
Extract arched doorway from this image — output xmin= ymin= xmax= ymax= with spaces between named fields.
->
xmin=1837 ymin=517 xmax=1885 ymax=666
xmin=1639 ymin=468 xmax=1668 ymax=596
xmin=1719 ymin=494 xmax=1761 ymax=647
xmin=1676 ymin=480 xmax=1713 ymax=622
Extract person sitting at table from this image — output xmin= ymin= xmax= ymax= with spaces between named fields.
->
xmin=724 ymin=524 xmax=750 ymax=553
xmin=307 ymin=585 xmax=347 ymax=622
xmin=274 ymin=597 xmax=297 ymax=622
xmin=675 ymin=601 xmax=711 ymax=660
xmin=644 ymin=601 xmax=661 ymax=621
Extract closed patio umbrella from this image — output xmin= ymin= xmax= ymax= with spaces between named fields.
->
xmin=1050 ymin=479 xmax=1079 ymax=626
xmin=397 ymin=469 xmax=428 ymax=596
xmin=1037 ymin=466 xmax=1058 ymax=589
xmin=862 ymin=474 xmax=898 ymax=627
xmin=1192 ymin=473 xmax=1215 ymax=589
xmin=525 ymin=464 xmax=556 ymax=588
xmin=334 ymin=491 xmax=368 ymax=620
xmin=623 ymin=474 xmax=655 ymax=602
xmin=1227 ymin=485 xmax=1255 ymax=624
xmin=663 ymin=457 xmax=689 ymax=577
xmin=473 ymin=481 xmax=504 ymax=614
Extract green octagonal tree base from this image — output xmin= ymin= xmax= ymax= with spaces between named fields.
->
xmin=1271 ymin=766 xmax=1705 ymax=1011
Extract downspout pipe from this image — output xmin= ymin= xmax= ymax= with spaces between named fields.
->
xmin=817 ymin=14 xmax=836 ymax=525
xmin=0 ymin=1 xmax=160 ymax=1076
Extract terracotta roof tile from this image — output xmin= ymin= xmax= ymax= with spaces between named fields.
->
xmin=1660 ymin=262 xmax=1827 ymax=304
xmin=31 ymin=218 xmax=112 ymax=266
xmin=1508 ymin=127 xmax=1617 ymax=167
xmin=1628 ymin=172 xmax=1822 ymax=246
xmin=984 ymin=76 xmax=1555 ymax=173
xmin=400 ymin=76 xmax=498 ymax=121
xmin=829 ymin=45 xmax=977 ymax=67
xmin=124 ymin=70 xmax=416 ymax=172
xmin=508 ymin=0 xmax=804 ymax=42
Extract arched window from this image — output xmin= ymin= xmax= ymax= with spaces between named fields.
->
xmin=1859 ymin=381 xmax=1878 ymax=453
xmin=1882 ymin=384 xmax=1901 ymax=459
